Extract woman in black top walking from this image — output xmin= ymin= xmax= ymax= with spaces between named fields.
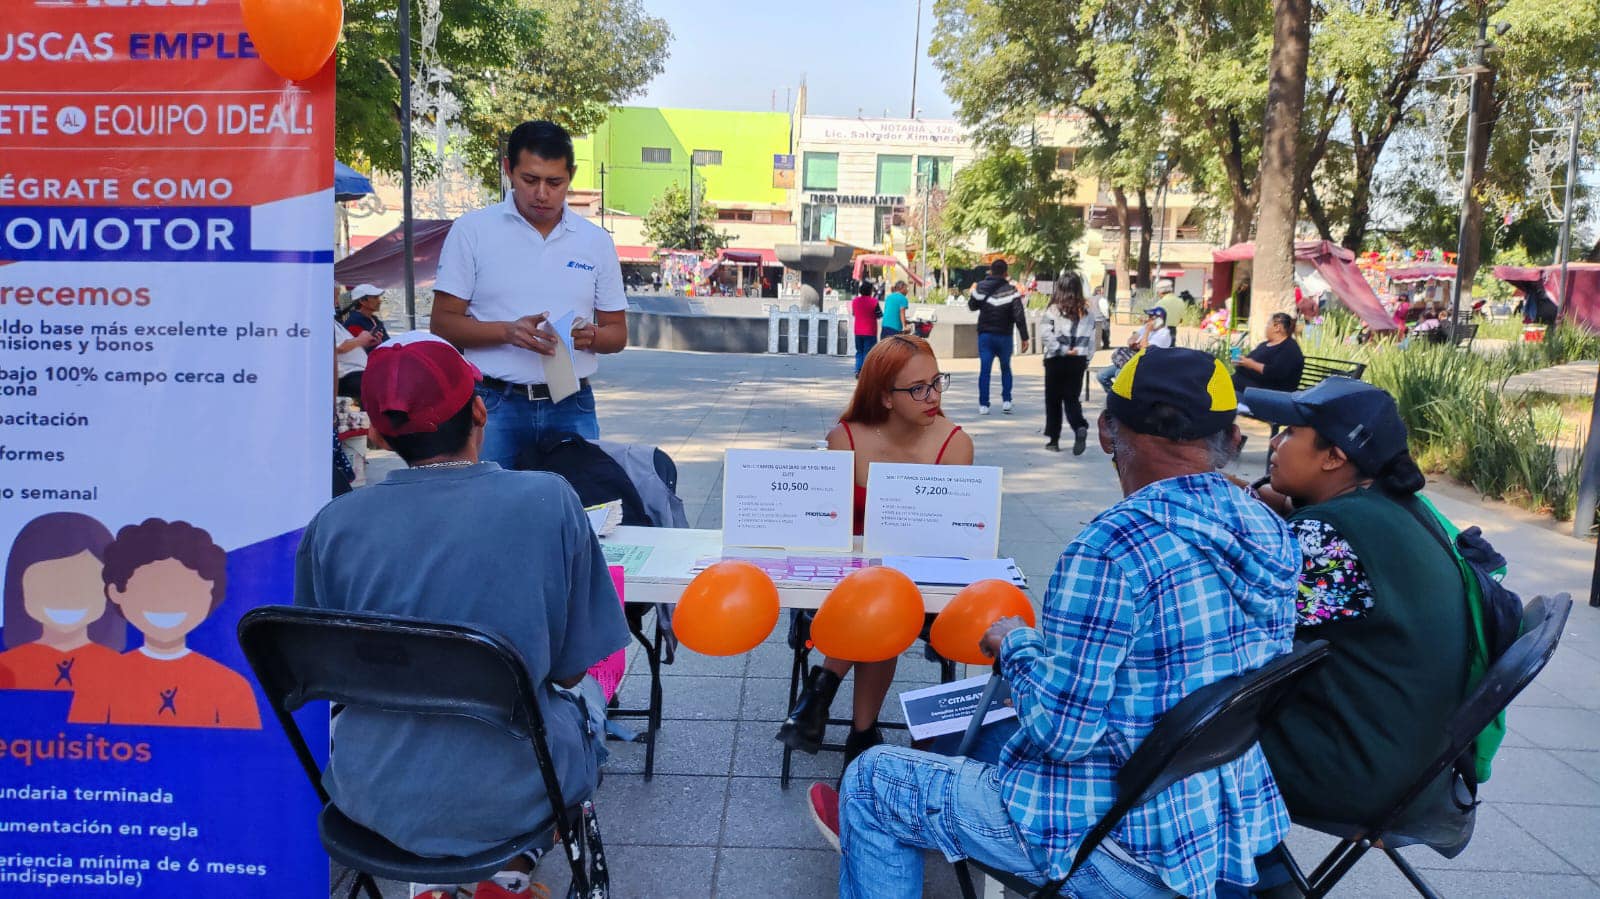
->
xmin=1037 ymin=274 xmax=1095 ymax=454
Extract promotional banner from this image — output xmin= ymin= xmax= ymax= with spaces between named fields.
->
xmin=1 ymin=2 xmax=332 ymax=895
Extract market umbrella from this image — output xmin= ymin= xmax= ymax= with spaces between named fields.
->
xmin=334 ymin=161 xmax=373 ymax=202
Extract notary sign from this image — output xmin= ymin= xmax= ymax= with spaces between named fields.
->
xmin=863 ymin=463 xmax=1003 ymax=559
xmin=722 ymin=450 xmax=854 ymax=550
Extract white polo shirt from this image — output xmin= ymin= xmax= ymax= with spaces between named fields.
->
xmin=434 ymin=200 xmax=628 ymax=384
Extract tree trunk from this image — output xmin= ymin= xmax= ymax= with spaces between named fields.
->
xmin=1137 ymin=189 xmax=1153 ymax=295
xmin=1250 ymin=0 xmax=1311 ymax=341
xmin=1114 ymin=186 xmax=1132 ymax=305
xmin=1459 ymin=67 xmax=1498 ymax=291
xmin=1340 ymin=142 xmax=1379 ymax=253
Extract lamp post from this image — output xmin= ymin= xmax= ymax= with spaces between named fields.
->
xmin=1448 ymin=10 xmax=1493 ymax=330
xmin=398 ymin=0 xmax=417 ymax=330
xmin=1152 ymin=150 xmax=1170 ymax=295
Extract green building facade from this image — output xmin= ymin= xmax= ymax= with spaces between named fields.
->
xmin=572 ymin=107 xmax=793 ymax=217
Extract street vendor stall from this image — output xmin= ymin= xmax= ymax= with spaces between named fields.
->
xmin=1211 ymin=240 xmax=1397 ymax=332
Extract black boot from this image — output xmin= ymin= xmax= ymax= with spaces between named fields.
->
xmin=841 ymin=726 xmax=884 ymax=772
xmin=776 ymin=666 xmax=841 ymax=754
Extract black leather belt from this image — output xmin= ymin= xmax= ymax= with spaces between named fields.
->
xmin=480 ymin=375 xmax=589 ymax=401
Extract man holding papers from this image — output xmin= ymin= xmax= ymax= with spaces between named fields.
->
xmin=431 ymin=120 xmax=629 ymax=467
xmin=827 ymin=348 xmax=1298 ymax=899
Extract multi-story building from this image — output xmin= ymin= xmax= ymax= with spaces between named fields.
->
xmin=792 ymin=114 xmax=977 ymax=257
xmin=569 ymin=106 xmax=796 ymax=261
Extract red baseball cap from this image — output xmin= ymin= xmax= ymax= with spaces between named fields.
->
xmin=360 ymin=332 xmax=481 ymax=437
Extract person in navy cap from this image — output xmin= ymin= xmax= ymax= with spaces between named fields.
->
xmin=1240 ymin=378 xmax=1489 ymax=843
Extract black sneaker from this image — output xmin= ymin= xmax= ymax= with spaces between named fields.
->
xmin=1045 ymin=440 xmax=1061 ymax=452
xmin=1072 ymin=426 xmax=1089 ymax=456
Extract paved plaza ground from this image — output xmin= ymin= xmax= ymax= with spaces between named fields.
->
xmin=353 ymin=346 xmax=1600 ymax=899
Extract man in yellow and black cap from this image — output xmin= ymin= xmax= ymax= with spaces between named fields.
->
xmin=836 ymin=346 xmax=1302 ymax=898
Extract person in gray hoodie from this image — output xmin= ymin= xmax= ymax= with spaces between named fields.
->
xmin=967 ymin=259 xmax=1030 ymax=414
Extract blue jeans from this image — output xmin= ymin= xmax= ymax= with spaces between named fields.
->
xmin=1097 ymin=364 xmax=1121 ymax=394
xmin=976 ymin=332 xmax=1014 ymax=406
xmin=476 ymin=383 xmax=600 ymax=469
xmin=839 ymin=741 xmax=1178 ymax=899
xmin=855 ymin=334 xmax=878 ymax=374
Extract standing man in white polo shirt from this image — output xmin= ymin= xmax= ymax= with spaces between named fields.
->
xmin=431 ymin=120 xmax=629 ymax=468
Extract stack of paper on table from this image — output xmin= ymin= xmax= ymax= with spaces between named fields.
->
xmin=881 ymin=556 xmax=1026 ymax=588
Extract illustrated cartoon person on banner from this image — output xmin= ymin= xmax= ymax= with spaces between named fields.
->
xmin=68 ymin=519 xmax=261 ymax=730
xmin=0 ymin=512 xmax=126 ymax=693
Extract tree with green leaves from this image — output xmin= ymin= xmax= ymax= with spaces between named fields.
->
xmin=337 ymin=0 xmax=670 ymax=190
xmin=641 ymin=181 xmax=732 ymax=254
xmin=943 ymin=144 xmax=1084 ymax=277
xmin=457 ymin=0 xmax=671 ymax=187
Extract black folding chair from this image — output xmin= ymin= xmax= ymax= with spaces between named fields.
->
xmin=237 ymin=605 xmax=609 ymax=899
xmin=954 ymin=640 xmax=1332 ymax=899
xmin=1278 ymin=593 xmax=1573 ymax=899
xmin=779 ymin=611 xmax=959 ymax=788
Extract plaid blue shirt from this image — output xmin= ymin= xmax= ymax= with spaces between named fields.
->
xmin=997 ymin=473 xmax=1299 ymax=896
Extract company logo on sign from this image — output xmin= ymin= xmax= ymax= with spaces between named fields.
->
xmin=951 ymin=520 xmax=987 ymax=530
xmin=804 ymin=510 xmax=839 ymax=519
xmin=0 ymin=32 xmax=116 ymax=61
xmin=806 ymin=193 xmax=906 ymax=207
xmin=566 ymin=260 xmax=595 ymax=271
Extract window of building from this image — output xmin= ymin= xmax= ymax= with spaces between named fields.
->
xmin=803 ymin=153 xmax=839 ymax=191
xmin=872 ymin=204 xmax=903 ymax=245
xmin=1055 ymin=148 xmax=1077 ymax=170
xmin=801 ymin=204 xmax=837 ymax=241
xmin=692 ymin=149 xmax=723 ymax=166
xmin=876 ymin=155 xmax=913 ymax=196
xmin=641 ymin=147 xmax=672 ymax=164
xmin=717 ymin=209 xmax=754 ymax=222
xmin=916 ymin=155 xmax=954 ymax=191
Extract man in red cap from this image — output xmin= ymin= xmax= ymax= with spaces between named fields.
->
xmin=293 ymin=332 xmax=631 ymax=899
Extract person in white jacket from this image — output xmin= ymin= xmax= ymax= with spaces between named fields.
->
xmin=1038 ymin=274 xmax=1096 ymax=453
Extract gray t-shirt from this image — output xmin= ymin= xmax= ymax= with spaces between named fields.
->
xmin=294 ymin=462 xmax=630 ymax=856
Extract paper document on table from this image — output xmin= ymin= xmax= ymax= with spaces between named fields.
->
xmin=542 ymin=310 xmax=580 ymax=403
xmin=600 ymin=542 xmax=653 ymax=576
xmin=881 ymin=556 xmax=1026 ymax=588
xmin=585 ymin=500 xmax=622 ymax=537
xmin=899 ymin=675 xmax=1016 ymax=741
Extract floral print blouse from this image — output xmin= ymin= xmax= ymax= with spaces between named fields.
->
xmin=1289 ymin=517 xmax=1374 ymax=626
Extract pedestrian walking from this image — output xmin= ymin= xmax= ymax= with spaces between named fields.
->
xmin=851 ymin=280 xmax=881 ymax=375
xmin=967 ymin=260 xmax=1029 ymax=414
xmin=1038 ymin=274 xmax=1094 ymax=454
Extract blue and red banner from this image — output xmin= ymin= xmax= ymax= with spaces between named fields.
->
xmin=1 ymin=1 xmax=332 ymax=895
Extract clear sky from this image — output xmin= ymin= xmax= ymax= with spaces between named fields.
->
xmin=634 ymin=0 xmax=956 ymax=120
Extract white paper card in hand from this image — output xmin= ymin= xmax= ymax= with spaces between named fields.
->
xmin=542 ymin=309 xmax=580 ymax=404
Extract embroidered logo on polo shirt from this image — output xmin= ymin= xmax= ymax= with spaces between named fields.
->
xmin=566 ymin=260 xmax=596 ymax=271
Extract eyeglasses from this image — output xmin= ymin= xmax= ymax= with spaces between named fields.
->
xmin=889 ymin=372 xmax=951 ymax=402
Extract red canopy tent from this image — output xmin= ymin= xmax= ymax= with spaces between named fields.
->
xmin=1492 ymin=263 xmax=1600 ymax=330
xmin=1211 ymin=240 xmax=1397 ymax=331
xmin=1386 ymin=262 xmax=1458 ymax=283
xmin=851 ymin=253 xmax=925 ymax=287
xmin=334 ymin=219 xmax=453 ymax=289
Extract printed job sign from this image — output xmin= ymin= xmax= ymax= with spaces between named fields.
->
xmin=863 ymin=463 xmax=1003 ymax=559
xmin=0 ymin=2 xmax=331 ymax=896
xmin=722 ymin=450 xmax=854 ymax=550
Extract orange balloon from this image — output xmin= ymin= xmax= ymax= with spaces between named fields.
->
xmin=241 ymin=0 xmax=344 ymax=82
xmin=672 ymin=561 xmax=780 ymax=656
xmin=810 ymin=567 xmax=925 ymax=663
xmin=930 ymin=580 xmax=1036 ymax=665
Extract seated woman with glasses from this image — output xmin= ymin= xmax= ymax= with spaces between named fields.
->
xmin=777 ymin=334 xmax=973 ymax=772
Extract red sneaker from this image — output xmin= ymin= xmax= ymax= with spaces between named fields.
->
xmin=808 ymin=781 xmax=841 ymax=852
